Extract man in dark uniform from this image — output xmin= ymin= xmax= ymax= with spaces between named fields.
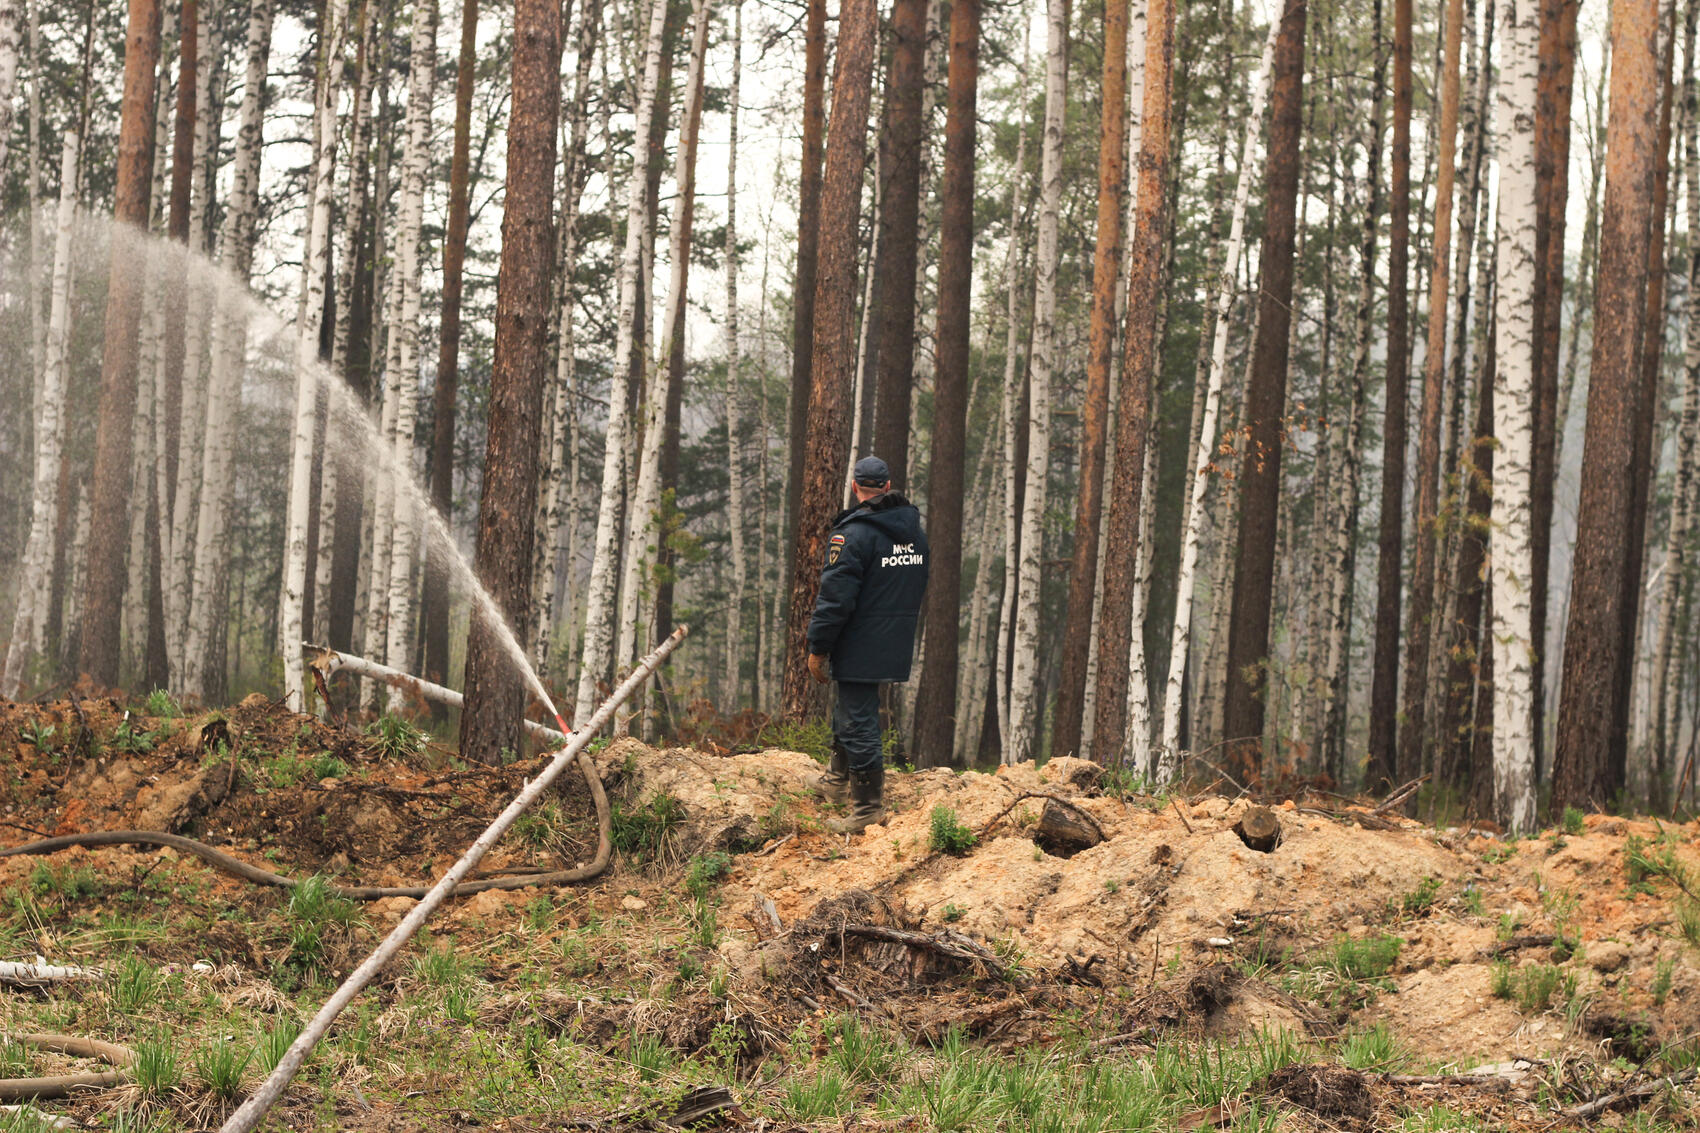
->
xmin=805 ymin=456 xmax=930 ymax=834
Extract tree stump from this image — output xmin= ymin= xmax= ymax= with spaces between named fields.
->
xmin=1035 ymin=799 xmax=1102 ymax=857
xmin=1234 ymin=806 xmax=1281 ymax=852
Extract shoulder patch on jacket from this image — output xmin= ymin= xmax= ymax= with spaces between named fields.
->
xmin=829 ymin=533 xmax=846 ymax=544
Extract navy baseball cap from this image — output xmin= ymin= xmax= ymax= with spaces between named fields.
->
xmin=853 ymin=456 xmax=891 ymax=485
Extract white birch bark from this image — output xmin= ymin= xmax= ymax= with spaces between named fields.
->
xmin=1159 ymin=20 xmax=1279 ymax=769
xmin=534 ymin=0 xmax=601 ymax=670
xmin=995 ymin=33 xmax=1031 ymax=759
xmin=2 ymin=132 xmax=79 ymax=698
xmin=1126 ymin=436 xmax=1158 ymax=773
xmin=182 ymin=0 xmax=273 ymax=702
xmin=618 ymin=0 xmax=711 ymax=678
xmin=0 ymin=0 xmax=21 ymax=174
xmin=27 ymin=0 xmax=44 ymax=408
xmin=382 ymin=0 xmax=438 ymax=710
xmin=280 ymin=0 xmax=350 ymax=710
xmin=1006 ymin=0 xmax=1067 ymax=765
xmin=576 ymin=0 xmax=670 ymax=724
xmin=1490 ymin=0 xmax=1539 ymax=832
xmin=722 ymin=0 xmax=746 ymax=711
xmin=956 ymin=397 xmax=1003 ymax=763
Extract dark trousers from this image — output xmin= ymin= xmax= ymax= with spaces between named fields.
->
xmin=833 ymin=680 xmax=883 ymax=774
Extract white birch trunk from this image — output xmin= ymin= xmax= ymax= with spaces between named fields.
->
xmin=618 ymin=0 xmax=711 ymax=678
xmin=995 ymin=33 xmax=1031 ymax=760
xmin=0 ymin=0 xmax=21 ymax=174
xmin=280 ymin=0 xmax=350 ymax=710
xmin=1158 ymin=20 xmax=1279 ymax=769
xmin=1490 ymin=0 xmax=1539 ymax=832
xmin=182 ymin=0 xmax=272 ymax=702
xmin=1006 ymin=0 xmax=1067 ymax=765
xmin=382 ymin=0 xmax=438 ymax=711
xmin=576 ymin=0 xmax=670 ymax=724
xmin=722 ymin=0 xmax=746 ymax=711
xmin=27 ymin=0 xmax=45 ymax=409
xmin=1126 ymin=437 xmax=1158 ymax=773
xmin=2 ymin=132 xmax=79 ymax=698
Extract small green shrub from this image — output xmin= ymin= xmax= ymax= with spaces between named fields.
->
xmin=824 ymin=1015 xmax=903 ymax=1082
xmin=610 ymin=793 xmax=686 ymax=862
xmin=757 ymin=717 xmax=834 ymax=762
xmin=685 ymin=851 xmax=732 ymax=900
xmin=1654 ymin=958 xmax=1677 ymax=1005
xmin=1323 ymin=934 xmax=1402 ymax=981
xmin=115 ymin=953 xmax=161 ymax=1012
xmin=19 ymin=720 xmax=57 ymax=749
xmin=364 ymin=713 xmax=424 ymax=761
xmin=1399 ymin=875 xmax=1443 ymax=917
xmin=143 ymin=689 xmax=182 ymax=718
xmin=1461 ymin=885 xmax=1485 ymax=917
xmin=941 ymin=903 xmax=966 ymax=923
xmin=1490 ymin=960 xmax=1514 ymax=999
xmin=928 ymin=804 xmax=977 ymax=856
xmin=193 ymin=1038 xmax=250 ymax=1100
xmin=30 ymin=860 xmax=98 ymax=900
xmin=111 ymin=719 xmax=158 ymax=754
xmin=133 ymin=1033 xmax=181 ymax=1096
xmin=1492 ymin=961 xmax=1572 ymax=1013
xmin=1561 ymin=806 xmax=1586 ymax=836
xmin=690 ymin=898 xmax=721 ymax=949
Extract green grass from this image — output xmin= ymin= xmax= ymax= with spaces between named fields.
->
xmin=1561 ymin=806 xmax=1586 ymax=836
xmin=29 ymin=860 xmax=98 ymax=900
xmin=255 ymin=1017 xmax=302 ymax=1075
xmin=142 ymin=689 xmax=183 ymax=718
xmin=610 ymin=793 xmax=686 ymax=862
xmin=133 ymin=1033 xmax=181 ymax=1097
xmin=193 ymin=1036 xmax=251 ymax=1100
xmin=1398 ymin=875 xmax=1443 ymax=917
xmin=756 ymin=717 xmax=835 ymax=762
xmin=1340 ymin=1022 xmax=1411 ymax=1071
xmin=685 ymin=851 xmax=732 ymax=900
xmin=928 ymin=804 xmax=977 ymax=856
xmin=364 ymin=713 xmax=425 ymax=760
xmin=116 ymin=952 xmax=162 ymax=1012
xmin=1491 ymin=961 xmax=1574 ymax=1013
xmin=111 ymin=718 xmax=159 ymax=754
xmin=1322 ymin=934 xmax=1402 ymax=980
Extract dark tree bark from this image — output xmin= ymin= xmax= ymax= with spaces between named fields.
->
xmin=784 ymin=0 xmax=829 ymax=625
xmin=1221 ymin=0 xmax=1307 ymax=782
xmin=870 ymin=0 xmax=927 ymax=483
xmin=1051 ymin=0 xmax=1126 ymax=762
xmin=910 ymin=0 xmax=978 ymax=767
xmin=79 ymin=0 xmax=163 ymax=688
xmin=459 ymin=0 xmax=559 ymax=763
xmin=1552 ymin=0 xmax=1661 ymax=811
xmin=329 ymin=208 xmax=376 ymax=654
xmin=423 ymin=0 xmax=481 ymax=692
xmin=1368 ymin=0 xmax=1415 ymax=792
xmin=1091 ymin=0 xmax=1179 ymax=764
xmin=1530 ymin=0 xmax=1582 ymax=783
xmin=1441 ymin=309 xmax=1494 ymax=791
xmin=781 ymin=0 xmax=881 ymax=721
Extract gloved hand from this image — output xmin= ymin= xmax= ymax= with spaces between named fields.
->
xmin=808 ymin=653 xmax=830 ymax=685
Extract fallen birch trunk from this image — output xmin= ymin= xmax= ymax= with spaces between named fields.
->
xmin=0 ymin=960 xmax=102 ymax=989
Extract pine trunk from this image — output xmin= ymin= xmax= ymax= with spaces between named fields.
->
xmin=780 ymin=0 xmax=881 ymax=721
xmin=1220 ymin=0 xmax=1307 ymax=783
xmin=78 ymin=0 xmax=163 ymax=688
xmin=457 ymin=0 xmax=559 ymax=762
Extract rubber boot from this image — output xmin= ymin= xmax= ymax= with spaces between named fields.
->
xmin=808 ymin=742 xmax=850 ymax=804
xmin=827 ymin=768 xmax=886 ymax=835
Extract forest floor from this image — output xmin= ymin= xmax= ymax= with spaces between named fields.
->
xmin=1 ymin=693 xmax=1699 ymax=1131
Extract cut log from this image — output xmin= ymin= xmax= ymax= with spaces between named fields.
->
xmin=1035 ymin=798 xmax=1103 ymax=856
xmin=1234 ymin=806 xmax=1282 ymax=852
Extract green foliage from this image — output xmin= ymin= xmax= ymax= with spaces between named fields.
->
xmin=1492 ymin=962 xmax=1573 ymax=1013
xmin=256 ymin=1017 xmax=302 ymax=1075
xmin=1098 ymin=766 xmax=1153 ymax=801
xmin=626 ymin=1031 xmax=673 ymax=1082
xmin=29 ymin=860 xmax=98 ymax=900
xmin=1398 ymin=875 xmax=1443 ymax=917
xmin=111 ymin=718 xmax=159 ymax=754
xmin=1561 ymin=806 xmax=1586 ymax=836
xmin=414 ymin=944 xmax=473 ymax=988
xmin=115 ymin=953 xmax=162 ymax=1012
xmin=194 ymin=1036 xmax=251 ymax=1099
xmin=364 ymin=713 xmax=425 ymax=761
xmin=689 ymin=898 xmax=720 ymax=949
xmin=757 ymin=716 xmax=835 ymax=763
xmin=610 ymin=793 xmax=686 ymax=862
xmin=0 ymin=1038 xmax=25 ymax=1078
xmin=18 ymin=719 xmax=57 ymax=750
xmin=684 ymin=851 xmax=732 ymax=900
xmin=133 ymin=1033 xmax=181 ymax=1096
xmin=941 ymin=903 xmax=966 ymax=923
xmin=142 ymin=689 xmax=182 ymax=718
xmin=1622 ymin=834 xmax=1700 ymax=951
xmin=785 ymin=1068 xmax=854 ymax=1119
xmin=928 ymin=804 xmax=977 ymax=856
xmin=1654 ymin=958 xmax=1676 ymax=1005
xmin=1461 ymin=885 xmax=1485 ymax=917
xmin=825 ymin=1015 xmax=904 ymax=1083
xmin=1323 ymin=934 xmax=1402 ymax=981
xmin=1340 ymin=1023 xmax=1411 ymax=1071
xmin=513 ymin=800 xmax=571 ymax=853
xmin=284 ymin=876 xmax=361 ymax=981
xmin=261 ymin=749 xmax=349 ymax=788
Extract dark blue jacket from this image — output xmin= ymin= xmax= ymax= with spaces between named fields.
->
xmin=806 ymin=492 xmax=930 ymax=683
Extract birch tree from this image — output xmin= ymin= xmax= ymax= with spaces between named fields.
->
xmin=1491 ymin=0 xmax=1542 ymax=832
xmin=181 ymin=0 xmax=273 ymax=703
xmin=381 ymin=0 xmax=438 ymax=708
xmin=723 ymin=0 xmax=746 ymax=710
xmin=0 ymin=0 xmax=20 ymax=173
xmin=995 ymin=30 xmax=1030 ymax=756
xmin=1160 ymin=18 xmax=1281 ymax=767
xmin=575 ymin=0 xmax=670 ymax=724
xmin=279 ymin=0 xmax=350 ymax=709
xmin=1006 ymin=0 xmax=1068 ymax=764
xmin=2 ymin=133 xmax=79 ymax=698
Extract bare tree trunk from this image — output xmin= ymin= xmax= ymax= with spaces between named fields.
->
xmin=1368 ymin=0 xmax=1416 ymax=792
xmin=78 ymin=0 xmax=163 ymax=688
xmin=995 ymin=33 xmax=1031 ymax=757
xmin=1553 ymin=0 xmax=1661 ymax=814
xmin=3 ymin=133 xmax=79 ymax=698
xmin=575 ymin=0 xmax=669 ymax=724
xmin=0 ymin=0 xmax=20 ymax=173
xmin=1401 ymin=0 xmax=1467 ymax=793
xmin=780 ymin=0 xmax=882 ymax=720
xmin=1221 ymin=0 xmax=1307 ymax=783
xmin=1160 ymin=17 xmax=1280 ymax=768
xmin=458 ymin=0 xmax=559 ymax=762
xmin=910 ymin=0 xmax=980 ymax=765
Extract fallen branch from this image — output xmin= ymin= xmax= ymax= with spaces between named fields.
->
xmin=1372 ymin=775 xmax=1429 ymax=816
xmin=304 ymin=643 xmax=569 ymax=746
xmin=0 ymin=1034 xmax=136 ymax=1101
xmin=1378 ymin=1072 xmax=1513 ymax=1093
xmin=0 ymin=960 xmax=102 ymax=989
xmin=220 ymin=627 xmax=686 ymax=1133
xmin=839 ymin=923 xmax=1011 ymax=980
xmin=1484 ymin=934 xmax=1556 ymax=958
xmin=980 ymin=792 xmax=1105 ymax=842
xmin=1559 ymin=1067 xmax=1698 ymax=1120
